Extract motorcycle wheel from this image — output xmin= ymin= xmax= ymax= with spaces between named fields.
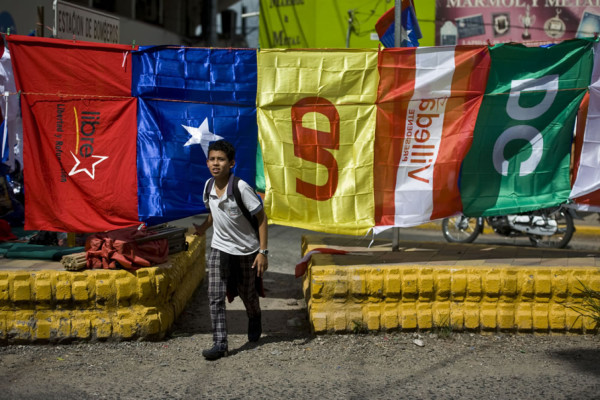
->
xmin=528 ymin=209 xmax=574 ymax=248
xmin=441 ymin=216 xmax=483 ymax=243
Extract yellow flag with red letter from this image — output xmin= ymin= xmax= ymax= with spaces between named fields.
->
xmin=257 ymin=49 xmax=377 ymax=235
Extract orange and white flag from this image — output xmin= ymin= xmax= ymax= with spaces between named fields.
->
xmin=374 ymin=46 xmax=490 ymax=230
xmin=570 ymin=42 xmax=600 ymax=210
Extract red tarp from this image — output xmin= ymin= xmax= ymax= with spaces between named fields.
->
xmin=85 ymin=225 xmax=168 ymax=271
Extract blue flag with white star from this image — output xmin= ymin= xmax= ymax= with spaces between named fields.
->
xmin=375 ymin=0 xmax=422 ymax=48
xmin=132 ymin=46 xmax=258 ymax=222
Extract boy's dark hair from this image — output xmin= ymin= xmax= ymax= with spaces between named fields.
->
xmin=208 ymin=140 xmax=236 ymax=161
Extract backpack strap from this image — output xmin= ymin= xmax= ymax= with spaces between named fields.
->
xmin=232 ymin=176 xmax=260 ymax=237
xmin=203 ymin=177 xmax=214 ymax=212
xmin=204 ymin=175 xmax=260 ymax=237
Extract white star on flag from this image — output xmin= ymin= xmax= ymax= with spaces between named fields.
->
xmin=402 ymin=27 xmax=412 ymax=44
xmin=182 ymin=118 xmax=224 ymax=157
xmin=68 ymin=151 xmax=109 ymax=180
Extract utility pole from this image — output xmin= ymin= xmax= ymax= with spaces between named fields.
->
xmin=36 ymin=6 xmax=44 ymax=37
xmin=210 ymin=0 xmax=217 ymax=46
xmin=394 ymin=0 xmax=402 ymax=47
xmin=392 ymin=0 xmax=402 ymax=251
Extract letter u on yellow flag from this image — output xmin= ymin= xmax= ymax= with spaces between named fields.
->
xmin=257 ymin=49 xmax=378 ymax=235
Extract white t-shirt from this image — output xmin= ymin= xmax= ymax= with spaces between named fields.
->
xmin=203 ymin=176 xmax=262 ymax=256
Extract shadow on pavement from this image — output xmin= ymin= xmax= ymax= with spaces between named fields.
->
xmin=551 ymin=348 xmax=600 ymax=376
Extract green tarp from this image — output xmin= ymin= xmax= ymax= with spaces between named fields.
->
xmin=0 ymin=243 xmax=85 ymax=261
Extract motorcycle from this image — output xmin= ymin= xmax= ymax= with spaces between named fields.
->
xmin=441 ymin=206 xmax=575 ymax=248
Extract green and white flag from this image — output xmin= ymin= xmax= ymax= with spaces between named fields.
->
xmin=460 ymin=39 xmax=594 ymax=217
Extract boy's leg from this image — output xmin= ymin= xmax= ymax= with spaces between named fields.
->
xmin=237 ymin=253 xmax=261 ymax=342
xmin=207 ymin=248 xmax=228 ymax=350
xmin=237 ymin=253 xmax=261 ymax=317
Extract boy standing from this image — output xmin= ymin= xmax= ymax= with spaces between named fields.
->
xmin=193 ymin=140 xmax=268 ymax=360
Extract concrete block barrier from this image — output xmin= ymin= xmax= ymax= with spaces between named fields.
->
xmin=0 ymin=234 xmax=205 ymax=343
xmin=301 ymin=234 xmax=600 ymax=334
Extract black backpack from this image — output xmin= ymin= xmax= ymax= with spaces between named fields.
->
xmin=204 ymin=175 xmax=260 ymax=237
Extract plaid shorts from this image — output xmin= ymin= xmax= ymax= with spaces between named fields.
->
xmin=207 ymin=248 xmax=261 ymax=347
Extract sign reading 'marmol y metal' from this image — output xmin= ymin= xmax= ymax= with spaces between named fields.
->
xmin=53 ymin=0 xmax=119 ymax=44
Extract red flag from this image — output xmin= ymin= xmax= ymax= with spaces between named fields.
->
xmin=8 ymin=36 xmax=139 ymax=232
xmin=375 ymin=46 xmax=490 ymax=229
xmin=8 ymin=35 xmax=132 ymax=96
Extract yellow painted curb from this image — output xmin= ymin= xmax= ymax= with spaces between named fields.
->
xmin=301 ymin=236 xmax=599 ymax=334
xmin=0 ymin=234 xmax=205 ymax=342
xmin=574 ymin=225 xmax=600 ymax=238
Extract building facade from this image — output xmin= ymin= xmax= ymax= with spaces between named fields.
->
xmin=0 ymin=0 xmax=259 ymax=47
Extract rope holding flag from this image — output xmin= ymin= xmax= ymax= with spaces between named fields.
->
xmin=2 ymin=92 xmax=8 ymax=163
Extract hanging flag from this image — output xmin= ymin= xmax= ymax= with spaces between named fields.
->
xmin=570 ymin=42 xmax=600 ymax=209
xmin=571 ymin=92 xmax=590 ymax=189
xmin=569 ymin=92 xmax=600 ymax=211
xmin=8 ymin=36 xmax=132 ymax=96
xmin=133 ymin=47 xmax=258 ymax=222
xmin=0 ymin=40 xmax=21 ymax=171
xmin=7 ymin=35 xmax=139 ymax=232
xmin=460 ymin=39 xmax=594 ymax=217
xmin=375 ymin=0 xmax=422 ymax=48
xmin=257 ymin=49 xmax=378 ymax=235
xmin=374 ymin=46 xmax=491 ymax=230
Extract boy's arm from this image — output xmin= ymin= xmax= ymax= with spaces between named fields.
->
xmin=253 ymin=209 xmax=268 ymax=277
xmin=193 ymin=214 xmax=213 ymax=236
xmin=257 ymin=209 xmax=268 ymax=252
